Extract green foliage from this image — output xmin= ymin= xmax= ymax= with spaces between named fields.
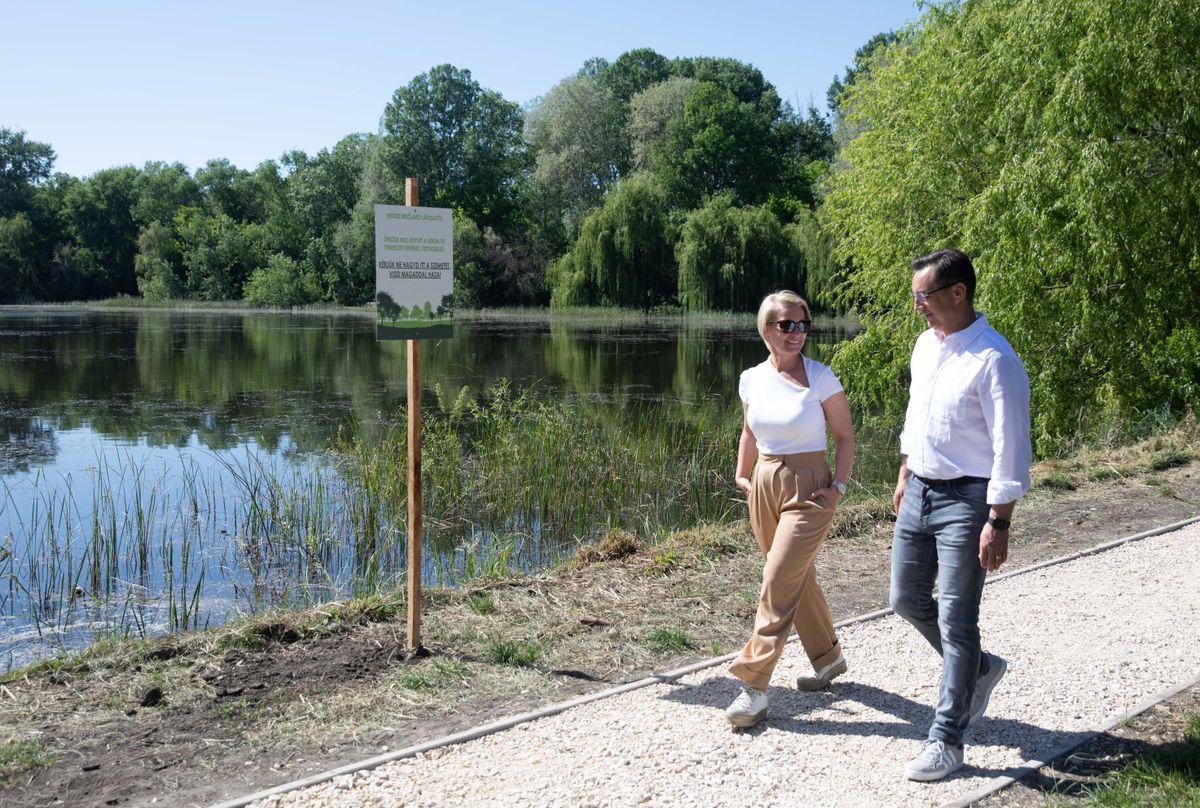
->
xmin=395 ymin=656 xmax=471 ymax=692
xmin=1035 ymin=471 xmax=1077 ymax=491
xmin=1 ymin=54 xmax=836 ymax=311
xmin=599 ymin=48 xmax=673 ymax=107
xmin=548 ymin=173 xmax=675 ymax=309
xmin=381 ymin=64 xmax=526 ymax=232
xmin=396 ymin=668 xmax=436 ymax=690
xmin=823 ymin=0 xmax=1200 ymax=450
xmin=644 ymin=628 xmax=696 ymax=653
xmin=786 ymin=207 xmax=843 ymax=311
xmin=1069 ymin=715 xmax=1200 ymax=806
xmin=61 ymin=166 xmax=142 ymax=296
xmin=332 ymin=134 xmax=392 ymax=306
xmin=669 ymin=56 xmax=780 ymax=114
xmin=676 ymin=195 xmax=805 ymax=311
xmin=0 ymin=212 xmax=39 ymax=302
xmin=132 ymin=161 xmax=200 ymax=227
xmin=651 ymin=81 xmax=776 ymax=208
xmin=1146 ymin=450 xmax=1193 ymax=472
xmin=0 ymin=127 xmax=55 ymax=217
xmin=175 ymin=208 xmax=267 ymax=301
xmin=195 ymin=159 xmax=265 ymax=223
xmin=135 ymin=220 xmax=184 ymax=301
xmin=525 ymin=73 xmax=627 ymax=236
xmin=628 ymin=77 xmax=700 ymax=172
xmin=466 ymin=591 xmax=495 ymax=615
xmin=484 ymin=637 xmax=542 ymax=667
xmin=650 ymin=547 xmax=683 ymax=573
xmin=826 ymin=31 xmax=903 ymax=124
xmin=453 ymin=214 xmax=547 ymax=308
xmin=243 ymin=253 xmax=320 ymax=308
xmin=0 ymin=737 xmax=57 ymax=771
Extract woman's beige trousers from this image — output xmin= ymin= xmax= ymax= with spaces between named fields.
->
xmin=729 ymin=451 xmax=842 ymax=691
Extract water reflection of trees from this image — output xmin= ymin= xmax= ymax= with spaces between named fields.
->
xmin=0 ymin=310 xmax=845 ymax=459
xmin=0 ymin=411 xmax=57 ymax=474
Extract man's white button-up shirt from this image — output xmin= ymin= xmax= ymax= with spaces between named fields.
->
xmin=900 ymin=314 xmax=1032 ymax=504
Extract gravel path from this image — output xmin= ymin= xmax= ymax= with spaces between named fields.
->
xmin=251 ymin=522 xmax=1200 ymax=808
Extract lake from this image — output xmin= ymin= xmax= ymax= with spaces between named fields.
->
xmin=0 ymin=308 xmax=874 ymax=667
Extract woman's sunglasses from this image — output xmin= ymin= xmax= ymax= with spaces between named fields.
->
xmin=768 ymin=319 xmax=812 ymax=334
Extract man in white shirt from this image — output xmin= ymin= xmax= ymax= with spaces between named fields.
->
xmin=890 ymin=248 xmax=1032 ymax=782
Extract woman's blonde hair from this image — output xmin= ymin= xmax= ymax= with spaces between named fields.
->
xmin=756 ymin=290 xmax=812 ymax=348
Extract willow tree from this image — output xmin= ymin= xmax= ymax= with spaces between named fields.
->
xmin=547 ymin=173 xmax=674 ymax=309
xmin=676 ymin=195 xmax=803 ymax=311
xmin=823 ymin=0 xmax=1200 ymax=451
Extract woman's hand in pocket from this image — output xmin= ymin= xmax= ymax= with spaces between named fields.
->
xmin=808 ymin=486 xmax=843 ymax=508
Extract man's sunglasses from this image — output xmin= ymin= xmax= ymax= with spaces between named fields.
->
xmin=768 ymin=319 xmax=812 ymax=334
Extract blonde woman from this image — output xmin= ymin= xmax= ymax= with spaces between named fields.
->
xmin=726 ymin=291 xmax=856 ymax=728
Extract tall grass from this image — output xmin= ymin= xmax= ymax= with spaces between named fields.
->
xmin=337 ymin=380 xmax=745 ymax=579
xmin=3 ymin=382 xmax=1193 ymax=668
xmin=0 ymin=381 xmax=746 ymax=665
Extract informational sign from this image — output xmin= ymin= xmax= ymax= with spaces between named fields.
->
xmin=374 ymin=204 xmax=454 ymax=340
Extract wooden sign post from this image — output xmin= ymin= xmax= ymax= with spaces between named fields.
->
xmin=373 ymin=178 xmax=453 ymax=654
xmin=405 ymin=178 xmax=423 ymax=653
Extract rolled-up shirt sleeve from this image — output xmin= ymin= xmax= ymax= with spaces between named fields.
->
xmin=980 ymin=352 xmax=1032 ymax=504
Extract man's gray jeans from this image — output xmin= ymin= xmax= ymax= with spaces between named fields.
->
xmin=890 ymin=474 xmax=990 ymax=747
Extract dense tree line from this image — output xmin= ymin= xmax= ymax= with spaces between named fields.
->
xmin=1 ymin=53 xmax=838 ymax=311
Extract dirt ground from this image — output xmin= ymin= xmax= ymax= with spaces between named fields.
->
xmin=1 ymin=431 xmax=1197 ymax=808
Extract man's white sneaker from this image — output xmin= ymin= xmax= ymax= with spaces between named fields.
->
xmin=905 ymin=738 xmax=964 ymax=781
xmin=725 ymin=685 xmax=768 ymax=728
xmin=796 ymin=652 xmax=847 ymax=691
xmin=967 ymin=653 xmax=1007 ymax=728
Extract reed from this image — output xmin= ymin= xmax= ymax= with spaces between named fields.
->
xmin=1 ymin=380 xmax=748 ymax=666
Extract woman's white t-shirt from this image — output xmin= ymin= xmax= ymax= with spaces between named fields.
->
xmin=739 ymin=357 xmax=844 ymax=454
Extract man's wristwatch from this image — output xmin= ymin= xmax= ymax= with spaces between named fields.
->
xmin=831 ymin=479 xmax=847 ymax=495
xmin=987 ymin=515 xmax=1011 ymax=530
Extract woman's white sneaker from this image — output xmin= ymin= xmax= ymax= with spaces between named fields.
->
xmin=796 ymin=652 xmax=847 ymax=691
xmin=725 ymin=685 xmax=768 ymax=728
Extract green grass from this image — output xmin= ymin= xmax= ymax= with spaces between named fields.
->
xmin=395 ymin=659 xmax=473 ymax=692
xmin=218 ymin=697 xmax=253 ymax=721
xmin=484 ymin=638 xmax=542 ymax=667
xmin=650 ymin=548 xmax=684 ymax=573
xmin=1147 ymin=449 xmax=1193 ymax=472
xmin=644 ymin=628 xmax=697 ymax=654
xmin=396 ymin=669 xmax=436 ymax=690
xmin=466 ymin=592 xmax=496 ymax=615
xmin=1065 ymin=715 xmax=1200 ymax=806
xmin=0 ymin=738 xmax=57 ymax=771
xmin=1037 ymin=471 xmax=1078 ymax=491
xmin=1087 ymin=466 xmax=1126 ymax=482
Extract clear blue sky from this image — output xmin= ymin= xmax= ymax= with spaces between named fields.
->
xmin=4 ymin=0 xmax=922 ymax=178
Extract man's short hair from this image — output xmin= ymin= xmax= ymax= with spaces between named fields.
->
xmin=912 ymin=248 xmax=976 ymax=303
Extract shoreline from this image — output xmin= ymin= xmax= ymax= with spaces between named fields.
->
xmin=0 ymin=421 xmax=1196 ymax=806
xmin=0 ymin=301 xmax=861 ymax=330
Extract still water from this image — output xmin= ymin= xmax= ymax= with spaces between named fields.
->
xmin=0 ymin=308 xmax=866 ymax=667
